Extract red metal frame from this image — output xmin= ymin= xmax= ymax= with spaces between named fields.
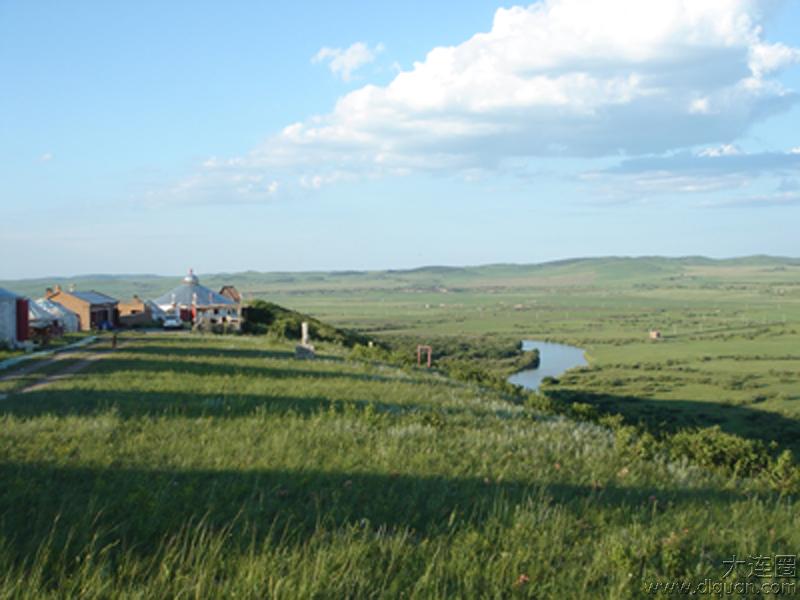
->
xmin=416 ymin=345 xmax=432 ymax=368
xmin=15 ymin=298 xmax=29 ymax=342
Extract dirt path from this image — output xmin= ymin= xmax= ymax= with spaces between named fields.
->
xmin=18 ymin=350 xmax=112 ymax=394
xmin=0 ymin=351 xmax=80 ymax=383
xmin=0 ymin=336 xmax=98 ymax=373
xmin=1 ymin=337 xmax=130 ymax=396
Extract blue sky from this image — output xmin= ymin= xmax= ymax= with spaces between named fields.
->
xmin=2 ymin=0 xmax=799 ymax=279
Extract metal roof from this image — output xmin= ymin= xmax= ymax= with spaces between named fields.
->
xmin=36 ymin=298 xmax=79 ymax=319
xmin=0 ymin=287 xmax=21 ymax=301
xmin=144 ymin=299 xmax=168 ymax=319
xmin=154 ymin=284 xmax=235 ymax=308
xmin=29 ymin=301 xmax=56 ymax=324
xmin=70 ymin=290 xmax=118 ymax=305
xmin=154 ymin=271 xmax=235 ymax=308
xmin=36 ymin=299 xmax=80 ymax=331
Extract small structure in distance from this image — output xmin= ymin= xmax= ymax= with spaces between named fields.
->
xmin=649 ymin=330 xmax=662 ymax=341
xmin=219 ymin=285 xmax=242 ymax=304
xmin=0 ymin=287 xmax=29 ymax=349
xmin=46 ymin=286 xmax=119 ymax=331
xmin=417 ymin=345 xmax=433 ymax=368
xmin=154 ymin=269 xmax=240 ymax=329
xmin=295 ymin=321 xmax=316 ymax=359
xmin=118 ymin=295 xmax=156 ymax=327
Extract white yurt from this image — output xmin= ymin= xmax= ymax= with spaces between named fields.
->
xmin=0 ymin=287 xmax=23 ymax=348
xmin=154 ymin=269 xmax=238 ymax=325
xmin=28 ymin=301 xmax=56 ymax=330
xmin=36 ymin=298 xmax=80 ymax=333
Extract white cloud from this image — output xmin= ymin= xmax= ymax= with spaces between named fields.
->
xmin=584 ymin=148 xmax=800 ymax=201
xmin=705 ymin=191 xmax=800 ymax=208
xmin=40 ymin=152 xmax=53 ymax=162
xmin=749 ymin=41 xmax=800 ymax=78
xmin=146 ymin=170 xmax=281 ymax=206
xmin=313 ymin=42 xmax=384 ymax=82
xmin=689 ymin=97 xmax=712 ymax=115
xmin=178 ymin=0 xmax=799 ymax=199
xmin=698 ymin=144 xmax=742 ymax=157
xmin=273 ymin=1 xmax=796 ymax=168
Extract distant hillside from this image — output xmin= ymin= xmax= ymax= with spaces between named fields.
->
xmin=2 ymin=255 xmax=798 ymax=301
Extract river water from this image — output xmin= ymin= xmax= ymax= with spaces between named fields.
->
xmin=507 ymin=339 xmax=587 ymax=391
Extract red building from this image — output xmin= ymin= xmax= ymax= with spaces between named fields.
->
xmin=0 ymin=287 xmax=29 ymax=348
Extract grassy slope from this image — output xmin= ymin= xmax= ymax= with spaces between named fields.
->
xmin=0 ymin=332 xmax=797 ymax=598
xmin=256 ymin=258 xmax=800 ymax=456
xmin=5 ymin=257 xmax=798 ymax=451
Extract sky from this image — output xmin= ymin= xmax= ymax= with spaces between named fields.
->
xmin=1 ymin=0 xmax=799 ymax=279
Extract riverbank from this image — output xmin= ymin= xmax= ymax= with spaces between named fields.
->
xmin=508 ymin=339 xmax=588 ymax=391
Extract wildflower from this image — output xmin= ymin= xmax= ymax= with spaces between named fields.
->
xmin=515 ymin=574 xmax=530 ymax=587
xmin=554 ymin=462 xmax=561 ymax=470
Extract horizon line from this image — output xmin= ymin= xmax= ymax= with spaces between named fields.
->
xmin=2 ymin=253 xmax=798 ymax=284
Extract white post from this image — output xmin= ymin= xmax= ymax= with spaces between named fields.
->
xmin=301 ymin=321 xmax=310 ymax=346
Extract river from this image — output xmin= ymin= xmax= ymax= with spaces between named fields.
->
xmin=507 ymin=339 xmax=587 ymax=391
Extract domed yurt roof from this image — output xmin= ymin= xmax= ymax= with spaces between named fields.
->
xmin=154 ymin=269 xmax=235 ymax=309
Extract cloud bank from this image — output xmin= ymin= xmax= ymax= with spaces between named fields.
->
xmin=183 ymin=0 xmax=800 ymax=201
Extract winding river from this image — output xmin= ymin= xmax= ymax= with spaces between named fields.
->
xmin=508 ymin=339 xmax=588 ymax=391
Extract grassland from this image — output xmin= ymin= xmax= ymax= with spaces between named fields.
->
xmin=1 ymin=256 xmax=799 ymax=597
xmin=0 ymin=332 xmax=798 ymax=598
xmin=246 ymin=257 xmax=800 ymax=456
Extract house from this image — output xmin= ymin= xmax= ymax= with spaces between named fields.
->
xmin=46 ymin=286 xmax=119 ymax=331
xmin=219 ymin=285 xmax=242 ymax=304
xmin=649 ymin=330 xmax=662 ymax=341
xmin=0 ymin=287 xmax=28 ymax=348
xmin=154 ymin=269 xmax=240 ymax=327
xmin=118 ymin=295 xmax=154 ymax=327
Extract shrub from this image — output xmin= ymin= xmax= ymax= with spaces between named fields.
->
xmin=765 ymin=450 xmax=800 ymax=495
xmin=668 ymin=426 xmax=769 ymax=475
xmin=242 ymin=300 xmax=370 ymax=347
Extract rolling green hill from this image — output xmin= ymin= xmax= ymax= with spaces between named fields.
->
xmin=4 ymin=255 xmax=799 ymax=300
xmin=0 ymin=333 xmax=797 ymax=597
xmin=5 ymin=256 xmax=799 ymax=457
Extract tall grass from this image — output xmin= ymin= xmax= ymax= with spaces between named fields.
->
xmin=0 ymin=333 xmax=797 ymax=597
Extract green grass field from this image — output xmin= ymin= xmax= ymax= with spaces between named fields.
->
xmin=0 ymin=332 xmax=798 ymax=598
xmin=251 ymin=257 xmax=800 ymax=455
xmin=1 ymin=256 xmax=799 ymax=597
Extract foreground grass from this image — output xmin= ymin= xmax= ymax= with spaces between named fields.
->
xmin=0 ymin=333 xmax=797 ymax=598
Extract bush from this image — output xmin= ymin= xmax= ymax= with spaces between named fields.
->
xmin=570 ymin=402 xmax=598 ymax=420
xmin=242 ymin=300 xmax=371 ymax=347
xmin=765 ymin=450 xmax=800 ymax=494
xmin=668 ymin=426 xmax=769 ymax=475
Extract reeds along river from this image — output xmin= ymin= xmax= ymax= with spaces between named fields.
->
xmin=507 ymin=340 xmax=587 ymax=391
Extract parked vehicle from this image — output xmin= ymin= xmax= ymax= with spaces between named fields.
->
xmin=162 ymin=314 xmax=183 ymax=330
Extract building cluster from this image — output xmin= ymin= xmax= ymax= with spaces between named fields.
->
xmin=0 ymin=270 xmax=241 ymax=350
